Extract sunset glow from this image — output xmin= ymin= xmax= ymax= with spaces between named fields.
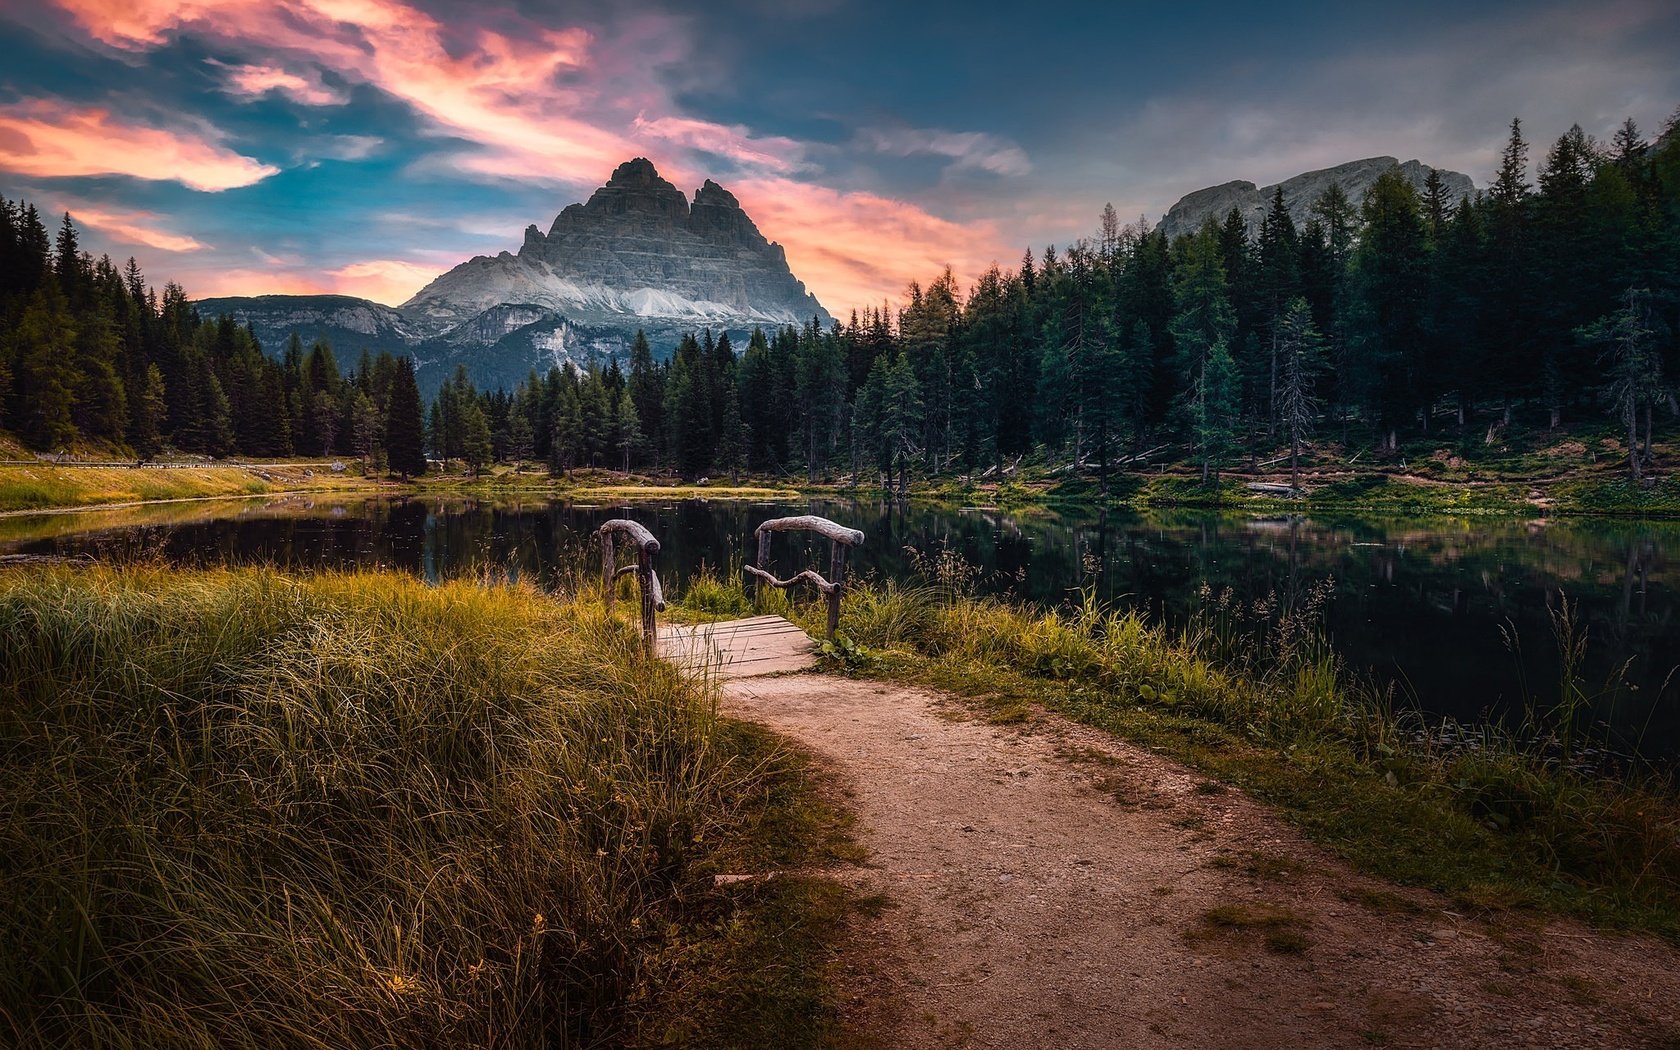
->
xmin=3 ymin=0 xmax=1676 ymax=310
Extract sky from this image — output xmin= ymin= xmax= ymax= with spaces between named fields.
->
xmin=0 ymin=0 xmax=1677 ymax=314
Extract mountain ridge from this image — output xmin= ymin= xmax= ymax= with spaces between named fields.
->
xmin=1157 ymin=156 xmax=1476 ymax=240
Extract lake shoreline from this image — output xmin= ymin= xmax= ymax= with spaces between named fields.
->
xmin=7 ymin=438 xmax=1680 ymax=521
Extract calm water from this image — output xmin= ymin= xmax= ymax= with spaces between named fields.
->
xmin=5 ymin=494 xmax=1677 ymax=760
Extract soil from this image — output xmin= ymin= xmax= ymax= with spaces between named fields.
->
xmin=723 ymin=674 xmax=1680 ymax=1050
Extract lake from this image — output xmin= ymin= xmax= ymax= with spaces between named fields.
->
xmin=4 ymin=493 xmax=1676 ymax=761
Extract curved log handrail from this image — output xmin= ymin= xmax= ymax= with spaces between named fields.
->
xmin=742 ymin=564 xmax=837 ymax=595
xmin=598 ymin=518 xmax=660 ymax=554
xmin=597 ymin=518 xmax=665 ymax=652
xmin=754 ymin=515 xmax=864 ymax=548
xmin=747 ymin=514 xmax=864 ymax=639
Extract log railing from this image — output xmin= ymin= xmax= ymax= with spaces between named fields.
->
xmin=597 ymin=519 xmax=666 ymax=653
xmin=743 ymin=515 xmax=865 ymax=639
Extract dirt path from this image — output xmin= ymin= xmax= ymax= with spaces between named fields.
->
xmin=723 ymin=674 xmax=1680 ymax=1049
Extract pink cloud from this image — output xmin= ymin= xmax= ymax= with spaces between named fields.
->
xmin=213 ymin=60 xmax=346 ymax=106
xmin=67 ymin=205 xmax=209 ymax=253
xmin=632 ymin=114 xmax=809 ymax=175
xmin=0 ymin=99 xmax=278 ymax=191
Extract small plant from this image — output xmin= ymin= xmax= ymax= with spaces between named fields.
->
xmin=818 ymin=632 xmax=873 ymax=670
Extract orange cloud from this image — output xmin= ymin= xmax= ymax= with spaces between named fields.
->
xmin=68 ymin=206 xmax=209 ymax=253
xmin=184 ymin=258 xmax=437 ymax=305
xmin=732 ymin=178 xmax=1015 ymax=314
xmin=52 ymin=0 xmax=638 ymax=183
xmin=0 ymin=99 xmax=277 ymax=191
xmin=327 ymin=259 xmax=437 ymax=304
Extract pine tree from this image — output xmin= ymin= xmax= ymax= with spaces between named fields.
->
xmin=1193 ymin=337 xmax=1240 ymax=484
xmin=132 ymin=363 xmax=168 ymax=462
xmin=1257 ymin=186 xmax=1300 ymax=433
xmin=1578 ymin=287 xmax=1661 ymax=480
xmin=349 ymin=389 xmax=379 ymax=469
xmin=12 ymin=287 xmax=79 ymax=449
xmin=1349 ymin=168 xmax=1427 ymax=449
xmin=461 ymin=398 xmax=493 ymax=476
xmin=384 ymin=357 xmax=427 ymax=478
xmin=1275 ymin=298 xmax=1326 ymax=492
xmin=1169 ymin=221 xmax=1237 ymax=460
xmin=614 ymin=389 xmax=645 ymax=473
xmin=506 ymin=394 xmax=535 ymax=465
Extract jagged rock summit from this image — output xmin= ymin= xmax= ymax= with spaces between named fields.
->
xmin=404 ymin=158 xmax=831 ymax=330
xmin=1158 ymin=157 xmax=1476 ymax=240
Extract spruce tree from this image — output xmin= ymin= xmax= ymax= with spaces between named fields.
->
xmin=132 ymin=363 xmax=168 ymax=462
xmin=384 ymin=357 xmax=427 ymax=478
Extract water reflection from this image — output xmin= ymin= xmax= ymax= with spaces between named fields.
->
xmin=6 ymin=494 xmax=1676 ymax=760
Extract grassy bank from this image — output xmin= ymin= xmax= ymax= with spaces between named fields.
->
xmin=0 ymin=566 xmax=859 ymax=1048
xmin=408 ymin=465 xmax=801 ymax=503
xmin=678 ymin=569 xmax=1680 ymax=942
xmin=0 ymin=461 xmax=381 ymax=513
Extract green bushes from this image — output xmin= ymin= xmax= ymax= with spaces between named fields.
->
xmin=0 ymin=566 xmax=827 ymax=1048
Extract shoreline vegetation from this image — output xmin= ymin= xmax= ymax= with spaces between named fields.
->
xmin=0 ymin=566 xmax=862 ymax=1048
xmin=677 ymin=562 xmax=1680 ymax=944
xmin=4 ymin=431 xmax=1679 ymax=518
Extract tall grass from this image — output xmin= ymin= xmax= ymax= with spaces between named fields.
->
xmin=0 ymin=566 xmax=798 ymax=1047
xmin=754 ymin=554 xmax=1680 ymax=939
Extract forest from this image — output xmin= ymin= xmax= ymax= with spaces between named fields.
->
xmin=3 ymin=116 xmax=1677 ymax=489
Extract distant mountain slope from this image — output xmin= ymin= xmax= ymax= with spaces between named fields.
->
xmin=1157 ymin=157 xmax=1476 ymax=240
xmin=194 ymin=294 xmax=423 ymax=359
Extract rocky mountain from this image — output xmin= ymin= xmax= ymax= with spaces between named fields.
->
xmin=195 ymin=159 xmax=830 ymax=394
xmin=194 ymin=294 xmax=424 ymax=359
xmin=1157 ymin=157 xmax=1476 ymax=241
xmin=405 ymin=158 xmax=830 ymax=330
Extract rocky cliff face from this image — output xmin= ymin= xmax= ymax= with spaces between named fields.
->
xmin=404 ymin=158 xmax=830 ymax=329
xmin=1157 ymin=157 xmax=1476 ymax=240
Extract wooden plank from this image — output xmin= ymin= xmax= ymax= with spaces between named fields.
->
xmin=656 ymin=614 xmax=818 ymax=680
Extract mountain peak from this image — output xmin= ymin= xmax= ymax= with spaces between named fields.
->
xmin=608 ymin=156 xmax=664 ymax=186
xmin=693 ymin=179 xmax=739 ymax=208
xmin=403 ymin=159 xmax=830 ymax=332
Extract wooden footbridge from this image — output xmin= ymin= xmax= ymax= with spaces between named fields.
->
xmin=596 ymin=513 xmax=863 ymax=680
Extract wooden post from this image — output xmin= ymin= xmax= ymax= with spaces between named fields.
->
xmin=755 ymin=529 xmax=772 ymax=602
xmin=601 ymin=532 xmax=616 ymax=611
xmin=637 ymin=548 xmax=657 ymax=655
xmin=826 ymin=538 xmax=847 ymax=640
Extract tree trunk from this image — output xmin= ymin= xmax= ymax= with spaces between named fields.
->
xmin=1628 ymin=398 xmax=1643 ymax=481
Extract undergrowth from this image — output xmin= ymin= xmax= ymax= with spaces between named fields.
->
xmin=0 ymin=565 xmax=859 ymax=1048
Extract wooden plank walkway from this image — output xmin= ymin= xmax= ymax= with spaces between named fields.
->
xmin=656 ymin=614 xmax=818 ymax=679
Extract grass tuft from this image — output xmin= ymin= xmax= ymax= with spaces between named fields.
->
xmin=0 ymin=565 xmax=857 ymax=1048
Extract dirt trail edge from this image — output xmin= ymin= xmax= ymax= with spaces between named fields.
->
xmin=722 ymin=674 xmax=1680 ymax=1050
